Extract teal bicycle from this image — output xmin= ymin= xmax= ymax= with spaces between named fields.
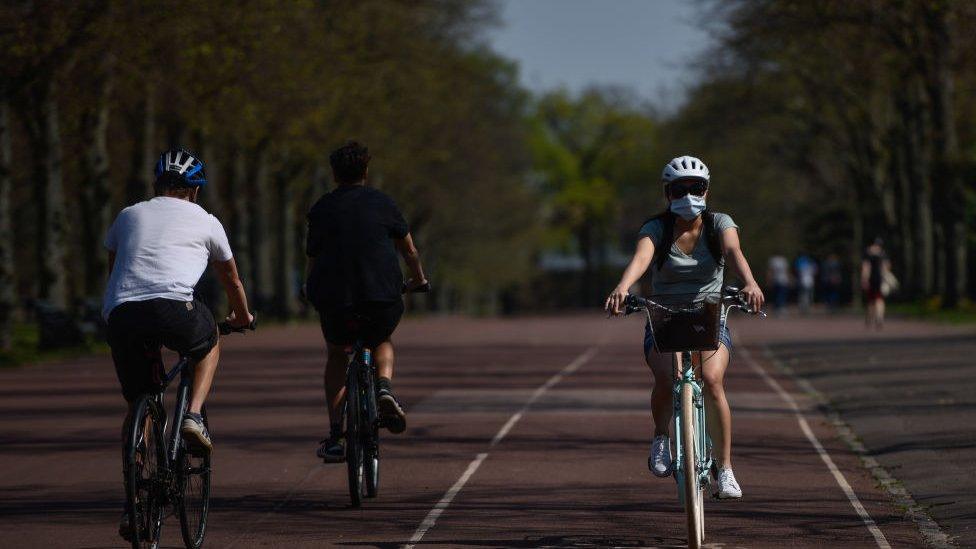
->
xmin=625 ymin=288 xmax=761 ymax=549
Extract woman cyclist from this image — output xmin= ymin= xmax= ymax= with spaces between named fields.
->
xmin=605 ymin=156 xmax=764 ymax=499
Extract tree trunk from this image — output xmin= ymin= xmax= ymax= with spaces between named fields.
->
xmin=27 ymin=78 xmax=68 ymax=309
xmin=890 ymin=119 xmax=915 ymax=295
xmin=905 ymin=79 xmax=935 ymax=296
xmin=933 ymin=224 xmax=945 ymax=298
xmin=80 ymin=62 xmax=113 ymax=296
xmin=274 ymin=172 xmax=297 ymax=319
xmin=126 ymin=85 xmax=155 ymax=205
xmin=249 ymin=144 xmax=272 ymax=312
xmin=228 ymin=147 xmax=252 ymax=291
xmin=0 ymin=102 xmax=14 ymax=349
xmin=850 ymin=200 xmax=864 ymax=309
xmin=924 ymin=4 xmax=964 ymax=307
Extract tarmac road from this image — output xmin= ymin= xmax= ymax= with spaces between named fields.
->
xmin=0 ymin=312 xmax=964 ymax=548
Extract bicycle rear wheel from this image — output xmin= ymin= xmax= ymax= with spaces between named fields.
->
xmin=178 ymin=406 xmax=211 ymax=549
xmin=681 ymin=383 xmax=703 ymax=549
xmin=363 ymin=373 xmax=379 ymax=498
xmin=124 ymin=395 xmax=166 ymax=549
xmin=346 ymin=368 xmax=364 ymax=507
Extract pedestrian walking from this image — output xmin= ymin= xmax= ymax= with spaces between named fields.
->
xmin=767 ymin=255 xmax=791 ymax=314
xmin=861 ymin=238 xmax=893 ymax=329
xmin=795 ymin=254 xmax=817 ymax=314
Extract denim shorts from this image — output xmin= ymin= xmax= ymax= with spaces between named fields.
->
xmin=644 ymin=321 xmax=733 ymax=357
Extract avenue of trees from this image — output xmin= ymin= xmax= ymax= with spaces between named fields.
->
xmin=669 ymin=0 xmax=976 ymax=307
xmin=2 ymin=0 xmax=975 ymax=351
xmin=0 ymin=0 xmax=539 ymax=349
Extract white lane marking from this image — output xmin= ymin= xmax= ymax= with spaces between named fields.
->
xmin=404 ymin=346 xmax=598 ymax=549
xmin=404 ymin=452 xmax=487 ymax=548
xmin=739 ymin=346 xmax=891 ymax=549
xmin=491 ymin=347 xmax=596 ymax=447
xmin=765 ymin=348 xmax=954 ymax=548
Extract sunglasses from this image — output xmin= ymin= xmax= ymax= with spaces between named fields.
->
xmin=667 ymin=180 xmax=708 ymax=199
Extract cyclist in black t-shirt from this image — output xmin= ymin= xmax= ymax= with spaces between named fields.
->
xmin=305 ymin=141 xmax=428 ymax=462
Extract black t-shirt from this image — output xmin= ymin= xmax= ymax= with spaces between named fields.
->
xmin=867 ymin=251 xmax=886 ymax=292
xmin=305 ymin=185 xmax=409 ymax=307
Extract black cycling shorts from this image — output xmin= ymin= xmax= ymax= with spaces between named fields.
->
xmin=318 ymin=300 xmax=404 ymax=348
xmin=106 ymin=298 xmax=218 ymax=402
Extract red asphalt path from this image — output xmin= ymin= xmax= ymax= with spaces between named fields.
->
xmin=0 ymin=314 xmax=937 ymax=548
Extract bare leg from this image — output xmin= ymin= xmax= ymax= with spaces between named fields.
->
xmin=702 ymin=344 xmax=733 ymax=468
xmin=866 ymin=300 xmax=878 ymax=328
xmin=188 ymin=338 xmax=220 ymax=414
xmin=646 ymin=350 xmax=675 ymax=437
xmin=373 ymin=340 xmax=394 ymax=380
xmin=324 ymin=342 xmax=349 ymax=427
xmin=876 ymin=298 xmax=885 ymax=328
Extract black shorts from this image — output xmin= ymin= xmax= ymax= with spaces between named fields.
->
xmin=318 ymin=300 xmax=404 ymax=348
xmin=106 ymin=298 xmax=218 ymax=402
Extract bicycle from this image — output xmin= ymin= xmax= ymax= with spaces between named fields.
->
xmin=122 ymin=318 xmax=256 ymax=549
xmin=624 ymin=287 xmax=761 ymax=549
xmin=344 ymin=282 xmax=430 ymax=508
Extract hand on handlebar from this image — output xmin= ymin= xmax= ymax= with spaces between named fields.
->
xmin=604 ymin=286 xmax=629 ymax=316
xmin=403 ymin=278 xmax=431 ymax=294
xmin=226 ymin=310 xmax=255 ymax=329
xmin=740 ymin=282 xmax=765 ymax=313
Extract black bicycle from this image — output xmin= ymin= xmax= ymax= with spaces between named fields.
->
xmin=122 ymin=318 xmax=255 ymax=549
xmin=344 ymin=282 xmax=429 ymax=507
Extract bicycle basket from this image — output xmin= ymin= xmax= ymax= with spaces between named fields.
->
xmin=646 ymin=293 xmax=721 ymax=353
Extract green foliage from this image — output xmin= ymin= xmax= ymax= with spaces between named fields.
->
xmin=0 ymin=0 xmax=543 ymax=317
xmin=0 ymin=323 xmax=107 ymax=368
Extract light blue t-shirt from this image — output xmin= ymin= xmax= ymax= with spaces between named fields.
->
xmin=638 ymin=212 xmax=738 ymax=296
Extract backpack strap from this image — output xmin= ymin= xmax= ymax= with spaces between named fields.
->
xmin=702 ymin=210 xmax=725 ymax=267
xmin=642 ymin=210 xmax=724 ymax=271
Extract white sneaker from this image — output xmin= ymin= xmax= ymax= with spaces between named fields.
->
xmin=715 ymin=468 xmax=742 ymax=499
xmin=648 ymin=435 xmax=672 ymax=477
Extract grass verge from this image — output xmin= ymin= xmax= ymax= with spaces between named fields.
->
xmin=890 ymin=298 xmax=976 ymax=324
xmin=0 ymin=323 xmax=109 ymax=368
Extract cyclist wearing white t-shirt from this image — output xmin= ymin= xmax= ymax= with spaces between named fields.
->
xmin=104 ymin=148 xmax=253 ymax=457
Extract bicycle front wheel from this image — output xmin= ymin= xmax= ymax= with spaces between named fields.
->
xmin=178 ymin=407 xmax=211 ymax=549
xmin=124 ymin=395 xmax=166 ymax=549
xmin=346 ymin=370 xmax=364 ymax=507
xmin=680 ymin=383 xmax=703 ymax=549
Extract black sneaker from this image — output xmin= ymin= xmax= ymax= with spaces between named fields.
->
xmin=118 ymin=506 xmax=135 ymax=541
xmin=181 ymin=412 xmax=212 ymax=454
xmin=316 ymin=433 xmax=345 ymax=463
xmin=377 ymin=388 xmax=407 ymax=434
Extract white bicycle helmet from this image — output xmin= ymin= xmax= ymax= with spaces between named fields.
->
xmin=661 ymin=155 xmax=710 ymax=184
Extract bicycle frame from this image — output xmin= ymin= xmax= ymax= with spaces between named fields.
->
xmin=164 ymin=357 xmax=193 ymax=466
xmin=670 ymin=351 xmax=712 ymax=498
xmin=138 ymin=356 xmax=197 ymax=507
xmin=345 ymin=342 xmax=378 ymax=433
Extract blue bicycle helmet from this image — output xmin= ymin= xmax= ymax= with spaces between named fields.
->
xmin=154 ymin=148 xmax=207 ymax=187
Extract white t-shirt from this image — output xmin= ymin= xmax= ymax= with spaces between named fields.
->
xmin=102 ymin=196 xmax=233 ymax=319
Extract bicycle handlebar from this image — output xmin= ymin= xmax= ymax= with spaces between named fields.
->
xmin=218 ymin=316 xmax=257 ymax=335
xmin=623 ymin=291 xmax=766 ymax=317
xmin=403 ymin=281 xmax=432 ymax=294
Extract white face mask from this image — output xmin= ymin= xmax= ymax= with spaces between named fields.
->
xmin=670 ymin=194 xmax=706 ymax=220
